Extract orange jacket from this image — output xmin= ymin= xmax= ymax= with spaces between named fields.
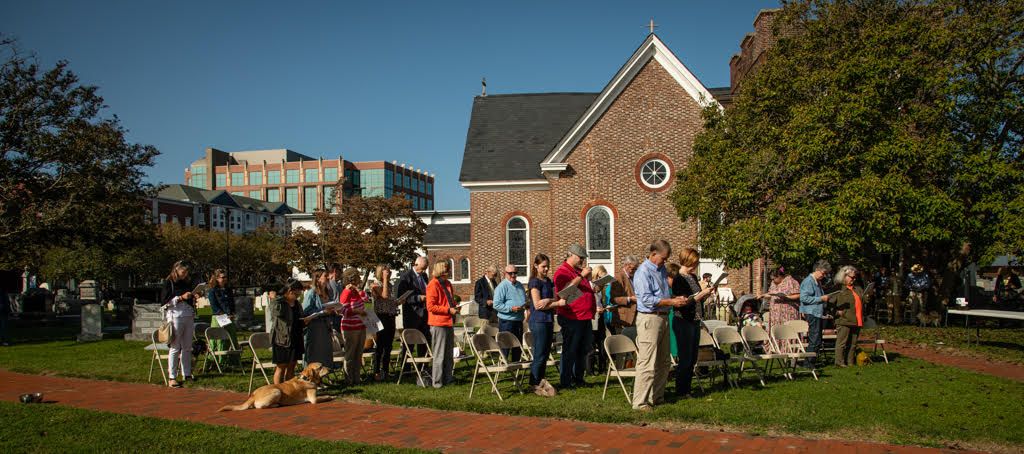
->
xmin=426 ymin=278 xmax=454 ymax=327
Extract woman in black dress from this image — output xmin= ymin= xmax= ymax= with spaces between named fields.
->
xmin=670 ymin=248 xmax=716 ymax=398
xmin=272 ymin=279 xmax=311 ymax=384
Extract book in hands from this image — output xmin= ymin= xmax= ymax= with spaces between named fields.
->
xmin=592 ymin=274 xmax=615 ymax=288
xmin=557 ymin=284 xmax=583 ymax=303
xmin=396 ymin=289 xmax=415 ymax=303
xmin=712 ymin=273 xmax=729 ymax=288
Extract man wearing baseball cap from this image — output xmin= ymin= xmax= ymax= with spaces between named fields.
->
xmin=552 ymin=244 xmax=597 ymax=389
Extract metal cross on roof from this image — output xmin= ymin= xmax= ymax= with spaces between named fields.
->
xmin=648 ymin=18 xmax=658 ymax=34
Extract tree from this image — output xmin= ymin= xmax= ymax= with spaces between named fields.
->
xmin=305 ymin=190 xmax=426 ymax=281
xmin=0 ymin=40 xmax=159 ymax=269
xmin=671 ymin=0 xmax=1024 ymax=271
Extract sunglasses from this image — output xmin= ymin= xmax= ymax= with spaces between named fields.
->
xmin=505 ymin=271 xmax=517 ymax=276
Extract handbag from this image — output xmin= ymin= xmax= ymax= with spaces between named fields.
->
xmin=157 ymin=320 xmax=175 ymax=344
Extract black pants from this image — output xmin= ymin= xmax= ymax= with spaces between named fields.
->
xmin=558 ymin=317 xmax=592 ymax=387
xmin=672 ymin=318 xmax=700 ymax=396
xmin=373 ymin=315 xmax=397 ymax=378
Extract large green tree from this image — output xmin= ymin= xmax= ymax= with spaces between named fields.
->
xmin=672 ymin=0 xmax=1024 ymax=271
xmin=0 ymin=40 xmax=159 ymax=268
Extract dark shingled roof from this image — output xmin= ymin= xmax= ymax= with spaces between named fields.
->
xmin=708 ymin=86 xmax=733 ymax=107
xmin=423 ymin=224 xmax=471 ymax=245
xmin=459 ymin=93 xmax=598 ymax=182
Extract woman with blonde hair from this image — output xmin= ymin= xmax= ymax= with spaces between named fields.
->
xmin=161 ymin=261 xmax=197 ymax=388
xmin=670 ymin=248 xmax=716 ymax=397
xmin=833 ymin=265 xmax=866 ymax=367
xmin=302 ymin=269 xmax=337 ymax=369
xmin=590 ymin=265 xmax=610 ymax=374
xmin=426 ymin=261 xmax=457 ymax=388
xmin=370 ymin=264 xmax=400 ymax=381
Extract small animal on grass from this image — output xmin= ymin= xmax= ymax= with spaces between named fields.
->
xmin=917 ymin=311 xmax=941 ymax=328
xmin=218 ymin=362 xmax=332 ymax=411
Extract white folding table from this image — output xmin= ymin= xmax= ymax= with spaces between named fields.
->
xmin=946 ymin=309 xmax=1024 ymax=345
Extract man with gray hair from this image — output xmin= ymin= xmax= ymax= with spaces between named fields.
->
xmin=473 ymin=264 xmax=499 ymax=322
xmin=799 ymin=259 xmax=832 ymax=367
xmin=608 ymin=255 xmax=641 ymax=337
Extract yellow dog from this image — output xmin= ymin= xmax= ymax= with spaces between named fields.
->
xmin=218 ymin=362 xmax=332 ymax=411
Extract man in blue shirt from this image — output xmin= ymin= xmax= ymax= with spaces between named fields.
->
xmin=799 ymin=260 xmax=832 ymax=367
xmin=630 ymin=240 xmax=688 ymax=411
xmin=493 ymin=264 xmax=528 ymax=361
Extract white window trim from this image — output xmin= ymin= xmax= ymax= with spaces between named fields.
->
xmin=585 ymin=205 xmax=614 ymax=265
xmin=640 ymin=158 xmax=671 ymax=189
xmin=506 ymin=216 xmax=530 ymax=283
xmin=456 ymin=258 xmax=471 ymax=283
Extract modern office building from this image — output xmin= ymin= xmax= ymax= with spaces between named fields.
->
xmin=184 ymin=148 xmax=435 ymax=213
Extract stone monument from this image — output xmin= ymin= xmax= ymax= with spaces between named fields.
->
xmin=77 ymin=280 xmax=102 ymax=342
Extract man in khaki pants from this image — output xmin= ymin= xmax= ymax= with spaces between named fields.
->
xmin=630 ymin=240 xmax=687 ymax=411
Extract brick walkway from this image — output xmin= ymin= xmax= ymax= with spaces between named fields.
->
xmin=0 ymin=370 xmax=968 ymax=453
xmin=887 ymin=342 xmax=1024 ymax=382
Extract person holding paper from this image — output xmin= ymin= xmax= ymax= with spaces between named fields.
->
xmin=553 ymin=244 xmax=597 ymax=389
xmin=527 ymin=253 xmax=565 ymax=393
xmin=272 ymin=279 xmax=310 ymax=384
xmin=396 ymin=256 xmax=431 ymax=360
xmin=799 ymin=260 xmax=832 ymax=367
xmin=493 ymin=264 xmax=528 ymax=362
xmin=833 ymin=265 xmax=866 ymax=367
xmin=631 ymin=240 xmax=688 ymax=410
xmin=670 ymin=248 xmax=717 ymax=398
xmin=608 ymin=256 xmax=640 ymax=337
xmin=302 ymin=270 xmax=337 ymax=370
xmin=426 ymin=262 xmax=457 ymax=388
xmin=370 ymin=265 xmax=400 ymax=382
xmin=161 ymin=260 xmax=198 ymax=388
xmin=760 ymin=267 xmax=801 ymax=329
xmin=338 ymin=267 xmax=368 ymax=385
xmin=206 ymin=269 xmax=238 ymax=363
xmin=474 ymin=265 xmax=499 ymax=323
xmin=590 ymin=265 xmax=611 ymax=375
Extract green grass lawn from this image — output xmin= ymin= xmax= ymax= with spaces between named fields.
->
xmin=0 ymin=337 xmax=1021 ymax=451
xmin=0 ymin=401 xmax=428 ymax=453
xmin=865 ymin=323 xmax=1024 ymax=365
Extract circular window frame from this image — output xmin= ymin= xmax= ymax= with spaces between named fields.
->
xmin=634 ymin=155 xmax=674 ymax=192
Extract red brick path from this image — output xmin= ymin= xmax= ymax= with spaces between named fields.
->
xmin=0 ymin=370 xmax=969 ymax=453
xmin=887 ymin=342 xmax=1024 ymax=382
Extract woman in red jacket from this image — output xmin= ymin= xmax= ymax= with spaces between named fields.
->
xmin=426 ymin=261 xmax=457 ymax=388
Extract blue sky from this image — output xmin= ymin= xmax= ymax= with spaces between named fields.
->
xmin=2 ymin=0 xmax=780 ymax=210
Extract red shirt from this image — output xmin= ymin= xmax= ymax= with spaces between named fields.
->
xmin=553 ymin=261 xmax=596 ymax=321
xmin=338 ymin=287 xmax=366 ymax=331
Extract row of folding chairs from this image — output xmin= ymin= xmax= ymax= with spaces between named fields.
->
xmin=147 ymin=324 xmax=250 ymax=386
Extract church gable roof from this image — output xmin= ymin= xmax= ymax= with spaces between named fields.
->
xmin=540 ymin=34 xmax=721 ymax=175
xmin=459 ymin=93 xmax=598 ymax=183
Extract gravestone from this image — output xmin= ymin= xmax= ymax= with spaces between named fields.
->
xmin=235 ymin=295 xmax=255 ymax=328
xmin=126 ymin=302 xmax=164 ymax=341
xmin=77 ymin=280 xmax=102 ymax=342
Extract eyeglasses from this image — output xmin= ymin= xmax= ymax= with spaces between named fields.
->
xmin=505 ymin=271 xmax=517 ymax=276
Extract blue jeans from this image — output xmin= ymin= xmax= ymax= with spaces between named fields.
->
xmin=806 ymin=314 xmax=823 ymax=364
xmin=498 ymin=319 xmax=523 ymax=362
xmin=528 ymin=321 xmax=553 ymax=386
xmin=558 ymin=317 xmax=592 ymax=387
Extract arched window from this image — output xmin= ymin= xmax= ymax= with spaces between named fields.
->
xmin=459 ymin=258 xmax=470 ymax=281
xmin=448 ymin=259 xmax=455 ymax=277
xmin=506 ymin=216 xmax=529 ymax=277
xmin=585 ymin=206 xmax=613 ymax=261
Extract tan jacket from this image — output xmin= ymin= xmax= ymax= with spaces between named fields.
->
xmin=608 ymin=271 xmax=637 ymax=328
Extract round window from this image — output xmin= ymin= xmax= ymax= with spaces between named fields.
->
xmin=639 ymin=159 xmax=670 ymax=189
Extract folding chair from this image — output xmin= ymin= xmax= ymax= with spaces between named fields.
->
xmin=203 ymin=327 xmax=243 ymax=373
xmin=460 ymin=315 xmax=481 ymax=346
xmin=247 ymin=332 xmax=275 ymax=394
xmin=397 ymin=328 xmax=433 ymax=385
xmin=601 ymin=334 xmax=638 ymax=403
xmin=193 ymin=322 xmax=211 ymax=342
xmin=147 ymin=330 xmax=170 ymax=385
xmin=856 ymin=316 xmax=889 ymax=364
xmin=522 ymin=331 xmax=558 ymax=368
xmin=693 ymin=329 xmax=733 ymax=391
xmin=469 ymin=333 xmax=527 ymax=400
xmin=741 ymin=325 xmax=792 ymax=383
xmin=701 ymin=319 xmax=728 ymax=333
xmin=713 ymin=327 xmax=762 ymax=386
xmin=324 ymin=332 xmax=347 ymax=385
xmin=478 ymin=324 xmax=499 ymax=339
xmin=771 ymin=324 xmax=819 ymax=380
xmin=495 ymin=331 xmax=532 ymax=371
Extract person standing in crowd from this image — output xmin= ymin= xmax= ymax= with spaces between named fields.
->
xmin=474 ymin=265 xmax=499 ymax=323
xmin=993 ymin=267 xmax=1021 ymax=305
xmin=553 ymin=244 xmax=597 ymax=389
xmin=670 ymin=248 xmax=717 ymax=398
xmin=338 ymin=268 xmax=367 ymax=385
xmin=302 ymin=269 xmax=336 ymax=369
xmin=905 ymin=264 xmax=933 ymax=318
xmin=760 ymin=267 xmax=801 ymax=329
xmin=1 ymin=285 xmax=12 ymax=346
xmin=161 ymin=261 xmax=197 ymax=388
xmin=327 ymin=263 xmax=343 ymax=334
xmin=631 ymin=240 xmax=687 ymax=410
xmin=396 ymin=256 xmax=431 ymax=360
xmin=833 ymin=265 xmax=865 ymax=367
xmin=493 ymin=264 xmax=528 ymax=361
xmin=591 ymin=265 xmax=610 ymax=375
xmin=799 ymin=260 xmax=832 ymax=367
xmin=608 ymin=256 xmax=639 ymax=338
xmin=206 ymin=269 xmax=237 ymax=359
xmin=527 ymin=253 xmax=565 ymax=394
xmin=370 ymin=265 xmax=400 ymax=382
xmin=426 ymin=261 xmax=457 ymax=388
xmin=271 ymin=279 xmax=309 ymax=384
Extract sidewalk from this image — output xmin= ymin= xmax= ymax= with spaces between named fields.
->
xmin=887 ymin=342 xmax=1024 ymax=382
xmin=0 ymin=370 xmax=965 ymax=453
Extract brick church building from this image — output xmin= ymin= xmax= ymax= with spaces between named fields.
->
xmin=456 ymin=19 xmax=780 ymax=296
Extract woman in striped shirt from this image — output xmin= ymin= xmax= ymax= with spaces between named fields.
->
xmin=338 ymin=267 xmax=368 ymax=385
